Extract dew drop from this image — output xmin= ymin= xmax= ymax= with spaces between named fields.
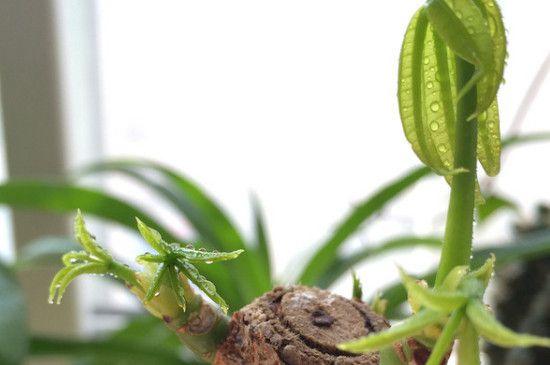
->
xmin=456 ymin=11 xmax=463 ymax=19
xmin=437 ymin=144 xmax=448 ymax=153
xmin=48 ymin=299 xmax=55 ymax=304
xmin=467 ymin=27 xmax=475 ymax=35
xmin=154 ymin=292 xmax=161 ymax=297
xmin=424 ymin=57 xmax=430 ymax=65
xmin=478 ymin=111 xmax=487 ymax=122
xmin=488 ymin=121 xmax=495 ymax=130
xmin=426 ymin=82 xmax=434 ymax=89
xmin=430 ymin=102 xmax=440 ymax=112
xmin=430 ymin=122 xmax=439 ymax=131
xmin=205 ymin=260 xmax=213 ymax=265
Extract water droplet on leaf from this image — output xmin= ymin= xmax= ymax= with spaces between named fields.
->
xmin=430 ymin=122 xmax=439 ymax=131
xmin=430 ymin=102 xmax=440 ymax=112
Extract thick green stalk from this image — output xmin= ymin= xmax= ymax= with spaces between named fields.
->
xmin=435 ymin=57 xmax=478 ymax=286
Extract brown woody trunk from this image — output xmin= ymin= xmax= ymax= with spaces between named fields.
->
xmin=215 ymin=285 xmax=390 ymax=365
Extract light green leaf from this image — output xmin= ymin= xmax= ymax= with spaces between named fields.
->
xmin=49 ymin=262 xmax=106 ymax=304
xmin=74 ymin=210 xmax=110 ymax=261
xmin=251 ymin=195 xmax=272 ymax=284
xmin=352 ymin=271 xmax=363 ymax=301
xmin=466 ymin=300 xmax=550 ymax=347
xmin=144 ymin=263 xmax=167 ymax=302
xmin=465 ymin=254 xmax=495 ymax=288
xmin=177 ymin=259 xmax=228 ymax=314
xmin=440 ymin=265 xmax=469 ymax=291
xmin=400 ymin=268 xmax=468 ymax=313
xmin=170 ymin=245 xmax=243 ymax=264
xmin=168 ymin=267 xmax=186 ymax=311
xmin=457 ymin=318 xmax=481 ymax=365
xmin=298 ymin=167 xmax=432 ymax=285
xmin=136 ymin=218 xmax=169 ymax=255
xmin=0 ymin=261 xmax=28 ymax=365
xmin=338 ymin=310 xmax=445 ymax=353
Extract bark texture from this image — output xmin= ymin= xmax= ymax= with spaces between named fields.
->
xmin=215 ymin=285 xmax=390 ymax=365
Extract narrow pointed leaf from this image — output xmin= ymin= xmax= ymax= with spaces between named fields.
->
xmin=457 ymin=318 xmax=481 ymax=365
xmin=400 ymin=268 xmax=468 ymax=313
xmin=167 ymin=267 xmax=186 ymax=311
xmin=315 ymin=235 xmax=441 ymax=288
xmin=352 ymin=271 xmax=363 ymax=301
xmin=177 ymin=259 xmax=228 ymax=313
xmin=61 ymin=251 xmax=96 ymax=266
xmin=171 ymin=246 xmax=243 ymax=263
xmin=338 ymin=310 xmax=445 ymax=353
xmin=466 ymin=300 xmax=550 ymax=347
xmin=136 ymin=253 xmax=165 ymax=264
xmin=0 ymin=181 xmax=176 ymax=242
xmin=136 ymin=219 xmax=169 ymax=255
xmin=75 ymin=210 xmax=110 ymax=261
xmin=251 ymin=195 xmax=272 ymax=282
xmin=49 ymin=263 xmax=106 ymax=304
xmin=440 ymin=265 xmax=469 ymax=291
xmin=298 ymin=166 xmax=432 ymax=285
xmin=144 ymin=263 xmax=167 ymax=302
xmin=465 ymin=254 xmax=495 ymax=287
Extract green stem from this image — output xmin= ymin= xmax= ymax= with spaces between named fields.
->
xmin=435 ymin=57 xmax=478 ymax=286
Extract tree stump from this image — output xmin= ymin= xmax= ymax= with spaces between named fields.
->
xmin=215 ymin=285 xmax=390 ymax=365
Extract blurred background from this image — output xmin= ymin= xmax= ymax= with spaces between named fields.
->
xmin=0 ymin=1 xmax=549 ymax=364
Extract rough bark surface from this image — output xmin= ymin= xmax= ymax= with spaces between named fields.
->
xmin=215 ymin=285 xmax=390 ymax=365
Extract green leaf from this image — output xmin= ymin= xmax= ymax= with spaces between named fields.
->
xmin=251 ymin=195 xmax=272 ymax=284
xmin=0 ymin=181 xmax=176 ymax=242
xmin=466 ymin=300 xmax=550 ymax=347
xmin=338 ymin=309 xmax=445 ymax=353
xmin=74 ymin=210 xmax=110 ymax=261
xmin=177 ymin=259 xmax=228 ymax=313
xmin=14 ymin=237 xmax=80 ymax=270
xmin=314 ymin=235 xmax=442 ymax=288
xmin=168 ymin=267 xmax=187 ymax=311
xmin=144 ymin=263 xmax=167 ymax=302
xmin=440 ymin=265 xmax=469 ymax=291
xmin=477 ymin=194 xmax=517 ymax=224
xmin=399 ymin=268 xmax=468 ymax=313
xmin=399 ymin=9 xmax=455 ymax=173
xmin=137 ymin=218 xmax=169 ymax=255
xmin=170 ymin=246 xmax=243 ymax=264
xmin=465 ymin=254 xmax=495 ymax=288
xmin=352 ymin=271 xmax=363 ymax=301
xmin=457 ymin=318 xmax=481 ymax=365
xmin=49 ymin=262 xmax=106 ymax=304
xmin=298 ymin=166 xmax=432 ymax=285
xmin=0 ymin=261 xmax=28 ymax=365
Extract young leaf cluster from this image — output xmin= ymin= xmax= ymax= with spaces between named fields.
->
xmin=338 ymin=258 xmax=550 ymax=365
xmin=49 ymin=210 xmax=138 ymax=304
xmin=49 ymin=212 xmax=242 ymax=315
xmin=136 ymin=219 xmax=243 ymax=313
xmin=398 ymin=0 xmax=505 ymax=179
